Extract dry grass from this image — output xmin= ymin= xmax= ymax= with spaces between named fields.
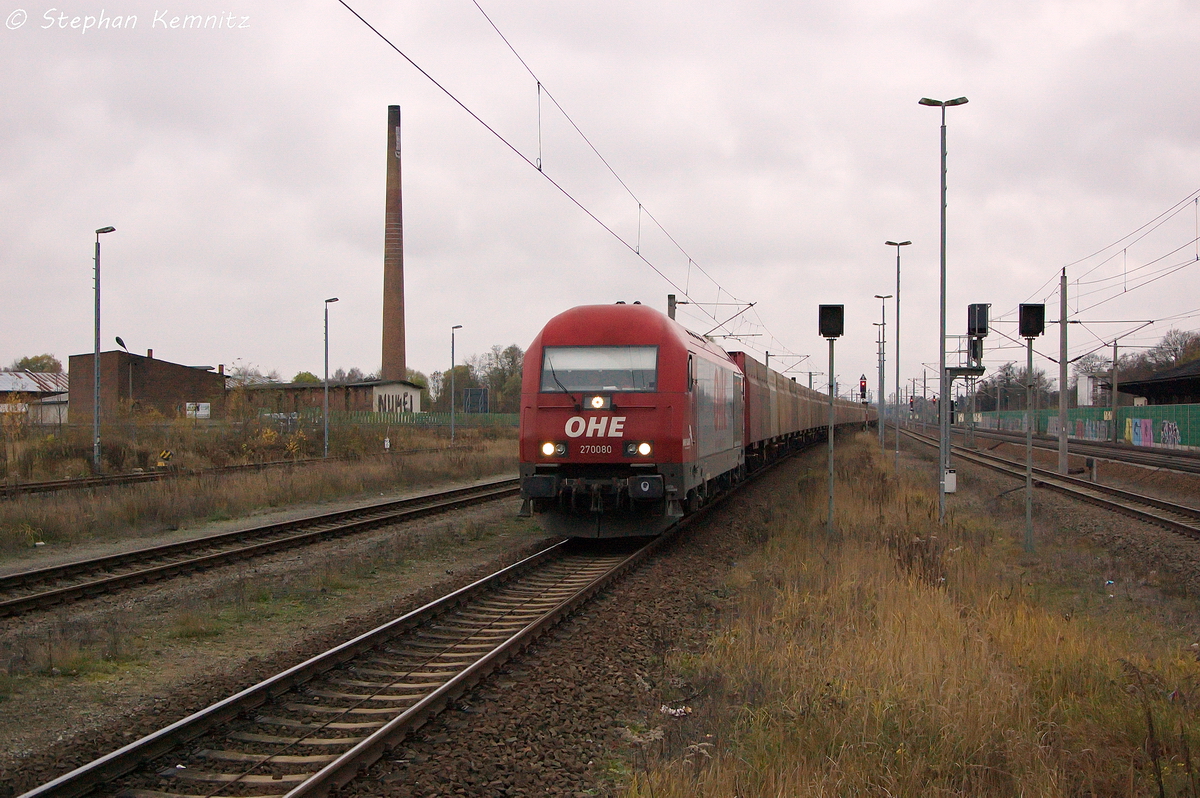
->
xmin=1 ymin=513 xmax=537 ymax=678
xmin=0 ymin=429 xmax=516 ymax=556
xmin=626 ymin=434 xmax=1200 ymax=797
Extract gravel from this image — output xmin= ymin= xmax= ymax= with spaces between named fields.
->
xmin=8 ymin=433 xmax=1199 ymax=798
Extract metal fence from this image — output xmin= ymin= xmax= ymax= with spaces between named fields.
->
xmin=963 ymin=404 xmax=1200 ymax=449
xmin=326 ymin=410 xmax=519 ymax=428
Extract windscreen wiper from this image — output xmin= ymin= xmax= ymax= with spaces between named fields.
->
xmin=546 ymin=357 xmax=574 ymax=401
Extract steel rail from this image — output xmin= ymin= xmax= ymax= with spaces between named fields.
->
xmin=950 ymin=426 xmax=1200 ymax=475
xmin=0 ymin=445 xmax=472 ymax=500
xmin=16 ymin=540 xmax=576 ymax=798
xmin=19 ymin=438 xmax=815 ymax=798
xmin=903 ymin=429 xmax=1200 ymax=539
xmin=0 ymin=478 xmax=519 ymax=617
xmin=19 ymin=534 xmax=674 ymax=798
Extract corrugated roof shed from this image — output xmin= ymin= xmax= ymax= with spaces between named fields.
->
xmin=0 ymin=371 xmax=69 ymax=395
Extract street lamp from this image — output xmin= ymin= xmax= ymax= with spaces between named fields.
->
xmin=919 ymin=95 xmax=968 ymax=523
xmin=324 ymin=297 xmax=339 ymax=458
xmin=93 ymin=226 xmax=116 ymax=473
xmin=451 ymin=325 xmax=463 ymax=441
xmin=885 ymin=240 xmax=911 ymax=470
xmin=874 ymin=294 xmax=892 ymax=453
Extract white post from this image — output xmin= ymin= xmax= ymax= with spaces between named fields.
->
xmin=1058 ymin=268 xmax=1069 ymax=473
xmin=323 ymin=297 xmax=338 ymax=458
xmin=451 ymin=324 xmax=462 ymax=441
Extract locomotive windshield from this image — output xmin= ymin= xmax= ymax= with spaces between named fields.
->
xmin=541 ymin=346 xmax=658 ymax=392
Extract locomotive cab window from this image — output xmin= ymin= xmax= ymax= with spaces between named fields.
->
xmin=541 ymin=346 xmax=658 ymax=392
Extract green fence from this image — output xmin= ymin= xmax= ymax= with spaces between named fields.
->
xmin=960 ymin=404 xmax=1200 ymax=449
xmin=326 ymin=410 xmax=519 ymax=428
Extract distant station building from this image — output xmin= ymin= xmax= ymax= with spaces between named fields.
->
xmin=1116 ymin=359 xmax=1200 ymax=406
xmin=68 ymin=350 xmax=227 ymax=422
xmin=0 ymin=371 xmax=70 ymax=424
xmin=237 ymin=378 xmax=423 ymax=416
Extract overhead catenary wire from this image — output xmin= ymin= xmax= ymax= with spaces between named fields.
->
xmin=990 ymin=191 xmax=1200 ymax=372
xmin=467 ymin=0 xmax=731 ymax=299
xmin=338 ymin=0 xmax=794 ymax=351
xmin=335 ymin=1 xmax=698 ymax=307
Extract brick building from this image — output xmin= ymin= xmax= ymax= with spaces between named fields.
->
xmin=237 ymin=379 xmax=422 ymax=416
xmin=68 ymin=350 xmax=227 ymax=422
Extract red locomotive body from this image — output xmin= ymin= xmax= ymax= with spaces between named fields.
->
xmin=519 ymin=304 xmax=743 ymax=537
xmin=519 ymin=304 xmax=871 ymax=538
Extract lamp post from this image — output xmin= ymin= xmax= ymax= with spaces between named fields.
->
xmin=323 ymin=297 xmax=339 ymax=458
xmin=885 ymin=240 xmax=911 ymax=470
xmin=451 ymin=325 xmax=463 ymax=441
xmin=919 ymin=95 xmax=968 ymax=523
xmin=92 ymin=226 xmax=116 ymax=474
xmin=874 ymin=294 xmax=892 ymax=454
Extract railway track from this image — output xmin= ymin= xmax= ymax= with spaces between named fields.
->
xmin=903 ymin=429 xmax=1200 ymax=540
xmin=0 ymin=445 xmax=470 ymax=500
xmin=19 ymin=534 xmax=666 ymax=798
xmin=15 ymin=432 xmax=818 ymax=797
xmin=0 ymin=478 xmax=519 ymax=618
xmin=945 ymin=425 xmax=1200 ymax=475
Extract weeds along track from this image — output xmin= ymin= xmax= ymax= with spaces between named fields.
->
xmin=944 ymin=425 xmax=1200 ymax=475
xmin=19 ymin=536 xmax=663 ymax=798
xmin=0 ymin=478 xmax=519 ymax=618
xmin=0 ymin=446 xmax=470 ymax=500
xmin=903 ymin=428 xmax=1200 ymax=539
xmin=17 ymin=437 xmax=815 ymax=797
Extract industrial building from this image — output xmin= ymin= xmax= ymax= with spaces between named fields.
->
xmin=237 ymin=378 xmax=422 ymax=416
xmin=68 ymin=350 xmax=226 ymax=422
xmin=0 ymin=371 xmax=69 ymax=424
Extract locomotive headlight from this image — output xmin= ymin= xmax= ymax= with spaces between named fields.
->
xmin=555 ymin=442 xmax=567 ymax=456
xmin=584 ymin=395 xmax=611 ymax=410
xmin=541 ymin=442 xmax=556 ymax=457
xmin=624 ymin=441 xmax=653 ymax=457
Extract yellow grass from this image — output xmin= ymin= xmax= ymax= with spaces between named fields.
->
xmin=626 ymin=434 xmax=1200 ymax=797
xmin=0 ymin=429 xmax=516 ymax=555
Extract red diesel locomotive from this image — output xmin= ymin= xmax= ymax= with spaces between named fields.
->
xmin=518 ymin=303 xmax=870 ymax=538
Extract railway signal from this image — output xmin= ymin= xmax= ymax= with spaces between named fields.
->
xmin=820 ymin=304 xmax=844 ymax=539
xmin=1020 ymin=303 xmax=1046 ymax=554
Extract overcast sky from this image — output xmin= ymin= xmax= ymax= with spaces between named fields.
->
xmin=3 ymin=0 xmax=1199 ymax=398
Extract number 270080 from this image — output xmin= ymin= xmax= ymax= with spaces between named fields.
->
xmin=578 ymin=444 xmax=612 ymax=454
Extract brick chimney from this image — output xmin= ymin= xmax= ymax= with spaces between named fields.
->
xmin=381 ymin=105 xmax=406 ymax=382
